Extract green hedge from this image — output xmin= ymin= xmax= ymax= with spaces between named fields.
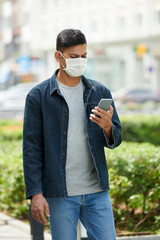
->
xmin=0 ymin=138 xmax=159 ymax=233
xmin=105 ymin=142 xmax=160 ymax=233
xmin=0 ymin=118 xmax=160 ymax=233
xmin=0 ymin=116 xmax=160 ymax=145
xmin=120 ymin=115 xmax=160 ymax=145
xmin=0 ymin=120 xmax=23 ymax=141
xmin=0 ymin=139 xmax=29 ymax=219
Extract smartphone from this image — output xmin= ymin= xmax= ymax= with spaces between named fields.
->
xmin=98 ymin=98 xmax=112 ymax=111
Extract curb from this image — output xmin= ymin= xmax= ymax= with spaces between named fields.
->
xmin=0 ymin=212 xmax=51 ymax=240
xmin=117 ymin=236 xmax=160 ymax=240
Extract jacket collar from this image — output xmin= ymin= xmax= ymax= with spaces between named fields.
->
xmin=49 ymin=69 xmax=59 ymax=95
xmin=50 ymin=69 xmax=93 ymax=95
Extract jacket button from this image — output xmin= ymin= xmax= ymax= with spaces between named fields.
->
xmin=62 ymin=152 xmax=65 ymax=156
xmin=64 ymin=131 xmax=66 ymax=135
xmin=64 ymin=109 xmax=67 ymax=113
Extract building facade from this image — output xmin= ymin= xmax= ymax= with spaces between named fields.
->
xmin=0 ymin=0 xmax=160 ymax=91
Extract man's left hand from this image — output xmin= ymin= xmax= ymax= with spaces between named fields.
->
xmin=89 ymin=105 xmax=114 ymax=139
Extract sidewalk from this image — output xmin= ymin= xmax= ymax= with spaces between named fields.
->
xmin=0 ymin=212 xmax=160 ymax=240
xmin=0 ymin=212 xmax=51 ymax=240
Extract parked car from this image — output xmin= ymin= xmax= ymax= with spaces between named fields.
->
xmin=112 ymin=87 xmax=160 ymax=103
xmin=0 ymin=82 xmax=37 ymax=110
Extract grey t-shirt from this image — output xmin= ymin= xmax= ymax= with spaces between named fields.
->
xmin=57 ymin=79 xmax=101 ymax=196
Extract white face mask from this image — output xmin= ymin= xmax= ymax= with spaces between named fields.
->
xmin=59 ymin=52 xmax=87 ymax=77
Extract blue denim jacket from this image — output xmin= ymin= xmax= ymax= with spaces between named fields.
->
xmin=23 ymin=70 xmax=122 ymax=199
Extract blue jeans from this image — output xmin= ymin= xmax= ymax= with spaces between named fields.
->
xmin=46 ymin=191 xmax=116 ymax=240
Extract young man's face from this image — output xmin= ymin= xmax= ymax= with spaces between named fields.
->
xmin=56 ymin=44 xmax=87 ymax=68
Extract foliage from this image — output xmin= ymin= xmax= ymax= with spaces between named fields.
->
xmin=0 ymin=120 xmax=23 ymax=141
xmin=0 ymin=118 xmax=160 ymax=234
xmin=1 ymin=115 xmax=160 ymax=144
xmin=120 ymin=115 xmax=160 ymax=145
xmin=105 ymin=142 xmax=160 ymax=233
xmin=0 ymin=139 xmax=29 ymax=219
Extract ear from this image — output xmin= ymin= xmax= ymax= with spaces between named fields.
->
xmin=55 ymin=51 xmax=61 ymax=63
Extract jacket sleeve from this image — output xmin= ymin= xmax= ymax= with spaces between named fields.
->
xmin=23 ymin=93 xmax=44 ymax=199
xmin=103 ymin=89 xmax=122 ymax=149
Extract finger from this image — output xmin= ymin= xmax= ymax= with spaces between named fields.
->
xmin=32 ymin=210 xmax=42 ymax=223
xmin=89 ymin=116 xmax=103 ymax=127
xmin=90 ymin=114 xmax=102 ymax=123
xmin=44 ymin=201 xmax=50 ymax=218
xmin=95 ymin=106 xmax=114 ymax=117
xmin=32 ymin=205 xmax=47 ymax=224
xmin=38 ymin=211 xmax=48 ymax=225
xmin=95 ymin=107 xmax=110 ymax=115
xmin=91 ymin=109 xmax=104 ymax=118
xmin=89 ymin=118 xmax=99 ymax=125
xmin=31 ymin=205 xmax=38 ymax=221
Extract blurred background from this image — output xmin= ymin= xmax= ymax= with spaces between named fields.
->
xmin=0 ymin=0 xmax=160 ymax=239
xmin=0 ymin=0 xmax=160 ymax=118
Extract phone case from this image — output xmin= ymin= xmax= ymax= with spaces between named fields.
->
xmin=98 ymin=99 xmax=112 ymax=111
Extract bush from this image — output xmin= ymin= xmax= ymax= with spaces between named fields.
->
xmin=0 ymin=118 xmax=159 ymax=234
xmin=120 ymin=115 xmax=160 ymax=145
xmin=105 ymin=141 xmax=160 ymax=232
xmin=0 ymin=120 xmax=23 ymax=141
xmin=0 ymin=139 xmax=29 ymax=219
xmin=0 ymin=162 xmax=29 ymax=219
xmin=1 ymin=116 xmax=160 ymax=144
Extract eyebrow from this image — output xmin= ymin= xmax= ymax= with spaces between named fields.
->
xmin=70 ymin=52 xmax=87 ymax=57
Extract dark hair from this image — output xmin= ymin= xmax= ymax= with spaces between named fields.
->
xmin=56 ymin=29 xmax=87 ymax=52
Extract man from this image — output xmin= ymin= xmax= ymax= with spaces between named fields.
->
xmin=23 ymin=29 xmax=122 ymax=240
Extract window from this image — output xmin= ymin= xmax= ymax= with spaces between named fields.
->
xmin=153 ymin=0 xmax=160 ymax=8
xmin=90 ymin=20 xmax=97 ymax=32
xmin=2 ymin=1 xmax=12 ymax=18
xmin=135 ymin=14 xmax=142 ymax=26
xmin=118 ymin=17 xmax=125 ymax=28
xmin=155 ymin=10 xmax=160 ymax=24
xmin=41 ymin=0 xmax=47 ymax=14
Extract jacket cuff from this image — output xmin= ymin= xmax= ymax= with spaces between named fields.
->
xmin=103 ymin=124 xmax=116 ymax=149
xmin=25 ymin=189 xmax=43 ymax=200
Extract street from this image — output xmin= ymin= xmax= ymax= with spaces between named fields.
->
xmin=0 ymin=83 xmax=160 ymax=120
xmin=0 ymin=82 xmax=38 ymax=119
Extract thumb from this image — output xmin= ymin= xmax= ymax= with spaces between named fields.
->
xmin=109 ymin=105 xmax=114 ymax=115
xmin=44 ymin=200 xmax=50 ymax=218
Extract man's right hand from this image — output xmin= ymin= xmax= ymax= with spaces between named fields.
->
xmin=31 ymin=193 xmax=50 ymax=224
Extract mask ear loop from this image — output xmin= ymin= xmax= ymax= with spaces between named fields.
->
xmin=58 ymin=51 xmax=67 ymax=70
